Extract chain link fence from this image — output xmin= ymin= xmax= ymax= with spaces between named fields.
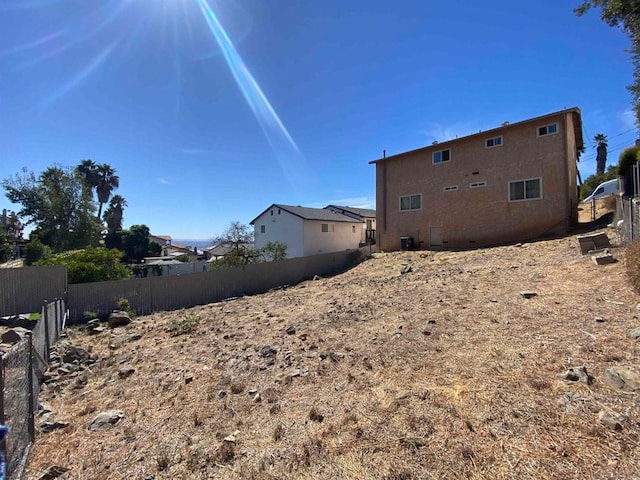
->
xmin=0 ymin=298 xmax=65 ymax=480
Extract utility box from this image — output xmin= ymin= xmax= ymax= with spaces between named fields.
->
xmin=400 ymin=236 xmax=414 ymax=251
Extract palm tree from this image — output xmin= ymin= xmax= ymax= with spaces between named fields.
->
xmin=95 ymin=164 xmax=119 ymax=219
xmin=76 ymin=159 xmax=99 ymax=192
xmin=103 ymin=195 xmax=127 ymax=233
xmin=594 ymin=133 xmax=608 ymax=175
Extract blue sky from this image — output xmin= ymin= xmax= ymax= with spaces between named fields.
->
xmin=0 ymin=0 xmax=636 ymax=239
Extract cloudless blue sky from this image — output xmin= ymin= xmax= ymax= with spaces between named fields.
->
xmin=0 ymin=0 xmax=636 ymax=239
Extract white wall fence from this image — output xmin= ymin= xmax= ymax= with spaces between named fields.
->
xmin=69 ymin=247 xmax=372 ymax=322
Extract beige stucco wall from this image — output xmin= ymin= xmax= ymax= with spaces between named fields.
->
xmin=376 ymin=111 xmax=580 ymax=251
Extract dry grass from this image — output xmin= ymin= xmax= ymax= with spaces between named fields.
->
xmin=26 ymin=228 xmax=640 ymax=479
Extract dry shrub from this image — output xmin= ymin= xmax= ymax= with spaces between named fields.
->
xmin=626 ymin=241 xmax=640 ymax=292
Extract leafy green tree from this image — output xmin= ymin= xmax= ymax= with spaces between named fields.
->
xmin=0 ymin=229 xmax=12 ymax=263
xmin=594 ymin=133 xmax=609 ymax=174
xmin=119 ymin=224 xmax=160 ymax=262
xmin=618 ymin=145 xmax=640 ymax=196
xmin=211 ymin=221 xmax=260 ymax=267
xmin=576 ymin=1 xmax=640 ymax=123
xmin=24 ymin=237 xmax=52 ymax=266
xmin=2 ymin=165 xmax=100 ymax=251
xmin=261 ymin=241 xmax=287 ymax=261
xmin=36 ymin=247 xmax=130 ymax=284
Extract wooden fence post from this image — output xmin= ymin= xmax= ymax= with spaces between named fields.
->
xmin=42 ymin=300 xmax=49 ymax=360
xmin=26 ymin=333 xmax=35 ymax=442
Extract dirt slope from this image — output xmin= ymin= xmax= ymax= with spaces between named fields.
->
xmin=27 ymin=230 xmax=640 ymax=479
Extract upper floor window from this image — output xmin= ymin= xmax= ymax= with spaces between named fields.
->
xmin=400 ymin=194 xmax=422 ymax=211
xmin=443 ymin=185 xmax=458 ymax=192
xmin=260 ymin=225 xmax=266 ymax=233
xmin=537 ymin=123 xmax=558 ymax=137
xmin=470 ymin=181 xmax=486 ymax=188
xmin=432 ymin=149 xmax=450 ymax=164
xmin=486 ymin=136 xmax=503 ymax=148
xmin=509 ymin=178 xmax=542 ymax=201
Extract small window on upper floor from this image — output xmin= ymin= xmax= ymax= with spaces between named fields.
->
xmin=278 ymin=209 xmax=281 ymax=214
xmin=432 ymin=149 xmax=450 ymax=164
xmin=260 ymin=225 xmax=266 ymax=233
xmin=470 ymin=181 xmax=487 ymax=188
xmin=486 ymin=136 xmax=503 ymax=148
xmin=443 ymin=185 xmax=458 ymax=192
xmin=270 ymin=210 xmax=273 ymax=216
xmin=537 ymin=123 xmax=558 ymax=137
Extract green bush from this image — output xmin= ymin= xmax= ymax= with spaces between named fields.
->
xmin=618 ymin=146 xmax=640 ymax=176
xmin=626 ymin=241 xmax=640 ymax=293
xmin=37 ymin=247 xmax=130 ymax=283
xmin=25 ymin=238 xmax=51 ymax=266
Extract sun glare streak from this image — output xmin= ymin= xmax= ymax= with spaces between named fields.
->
xmin=11 ymin=0 xmax=132 ymax=71
xmin=0 ymin=31 xmax=65 ymax=57
xmin=196 ymin=0 xmax=308 ymax=190
xmin=42 ymin=42 xmax=118 ymax=107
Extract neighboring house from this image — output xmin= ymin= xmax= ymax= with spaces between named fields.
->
xmin=324 ymin=205 xmax=377 ymax=245
xmin=370 ymin=107 xmax=583 ymax=250
xmin=149 ymin=234 xmax=172 ymax=247
xmin=251 ymin=204 xmax=363 ymax=259
xmin=165 ymin=243 xmax=199 ymax=262
xmin=204 ymin=243 xmax=253 ymax=261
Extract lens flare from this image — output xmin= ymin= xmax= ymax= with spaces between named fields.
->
xmin=42 ymin=42 xmax=118 ymax=107
xmin=196 ymin=0 xmax=308 ymax=190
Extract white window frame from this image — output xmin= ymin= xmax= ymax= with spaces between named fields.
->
xmin=485 ymin=136 xmax=503 ymax=148
xmin=537 ymin=123 xmax=558 ymax=137
xmin=432 ymin=149 xmax=450 ymax=165
xmin=470 ymin=181 xmax=486 ymax=188
xmin=508 ymin=177 xmax=542 ymax=202
xmin=443 ymin=185 xmax=458 ymax=192
xmin=399 ymin=194 xmax=422 ymax=211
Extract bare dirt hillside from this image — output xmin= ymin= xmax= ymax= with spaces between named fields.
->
xmin=27 ymin=230 xmax=640 ymax=480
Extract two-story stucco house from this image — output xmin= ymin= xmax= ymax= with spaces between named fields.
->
xmin=251 ymin=204 xmax=363 ymax=259
xmin=324 ymin=205 xmax=377 ymax=245
xmin=370 ymin=107 xmax=583 ymax=250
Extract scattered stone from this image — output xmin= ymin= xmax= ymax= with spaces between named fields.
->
xmin=298 ymin=333 xmax=307 ymax=341
xmin=627 ymin=328 xmax=640 ymax=341
xmin=428 ymin=319 xmax=436 ymax=324
xmin=218 ymin=390 xmax=227 ymax=399
xmin=223 ymin=430 xmax=240 ymax=443
xmin=252 ymin=393 xmax=262 ymax=403
xmin=261 ymin=346 xmax=277 ymax=357
xmin=595 ymin=317 xmax=605 ymax=323
xmin=275 ymin=373 xmax=292 ymax=385
xmin=598 ymin=410 xmax=623 ymax=431
xmin=184 ymin=375 xmax=193 ymax=384
xmin=108 ymin=311 xmax=132 ymax=329
xmin=562 ymin=366 xmax=593 ymax=385
xmin=602 ymin=367 xmax=640 ymax=392
xmin=400 ymin=265 xmax=413 ymax=275
xmin=63 ymin=346 xmax=90 ymax=364
xmin=285 ymin=326 xmax=296 ymax=335
xmin=88 ymin=325 xmax=106 ymax=335
xmin=520 ymin=291 xmax=537 ymax=299
xmin=118 ymin=366 xmax=135 ymax=378
xmin=88 ymin=410 xmax=125 ymax=431
xmin=1 ymin=327 xmax=29 ymax=344
xmin=312 ymin=275 xmax=321 ymax=281
xmin=40 ymin=420 xmax=69 ymax=433
xmin=248 ymin=389 xmax=258 ymax=395
xmin=38 ymin=465 xmax=70 ymax=480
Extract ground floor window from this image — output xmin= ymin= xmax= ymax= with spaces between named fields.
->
xmin=400 ymin=194 xmax=421 ymax=211
xmin=509 ymin=178 xmax=542 ymax=201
